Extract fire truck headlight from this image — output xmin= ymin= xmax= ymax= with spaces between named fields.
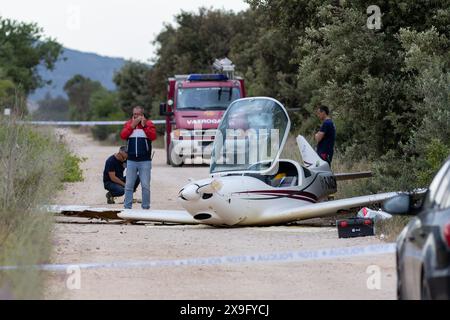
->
xmin=173 ymin=129 xmax=181 ymax=140
xmin=173 ymin=129 xmax=192 ymax=140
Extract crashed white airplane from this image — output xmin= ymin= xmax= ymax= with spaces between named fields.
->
xmin=51 ymin=97 xmax=397 ymax=226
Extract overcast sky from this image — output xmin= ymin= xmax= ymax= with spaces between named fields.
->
xmin=0 ymin=0 xmax=249 ymax=62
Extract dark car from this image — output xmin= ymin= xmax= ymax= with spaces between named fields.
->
xmin=383 ymin=158 xmax=450 ymax=300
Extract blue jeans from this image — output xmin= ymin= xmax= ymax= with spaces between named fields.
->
xmin=104 ymin=176 xmax=140 ymax=197
xmin=125 ymin=161 xmax=151 ymax=209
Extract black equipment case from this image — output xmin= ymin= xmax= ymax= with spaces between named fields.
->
xmin=336 ymin=218 xmax=375 ymax=238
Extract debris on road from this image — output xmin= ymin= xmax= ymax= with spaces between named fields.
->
xmin=356 ymin=207 xmax=393 ymax=222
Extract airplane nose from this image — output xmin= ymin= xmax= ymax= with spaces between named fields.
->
xmin=179 ymin=184 xmax=201 ymax=201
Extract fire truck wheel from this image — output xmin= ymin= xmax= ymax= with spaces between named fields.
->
xmin=164 ymin=133 xmax=171 ymax=165
xmin=169 ymin=142 xmax=184 ymax=167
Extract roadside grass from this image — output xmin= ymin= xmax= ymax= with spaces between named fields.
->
xmin=0 ymin=115 xmax=83 ymax=299
xmin=332 ymin=152 xmax=374 ymax=199
xmin=376 ymin=216 xmax=411 ymax=243
xmin=0 ymin=211 xmax=53 ymax=299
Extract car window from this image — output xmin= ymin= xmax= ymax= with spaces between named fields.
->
xmin=436 ymin=167 xmax=450 ymax=210
xmin=434 ymin=170 xmax=450 ymax=209
xmin=441 ymin=187 xmax=450 ymax=210
xmin=425 ymin=160 xmax=450 ymax=208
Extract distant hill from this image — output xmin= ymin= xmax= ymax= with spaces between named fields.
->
xmin=29 ymin=48 xmax=127 ymax=102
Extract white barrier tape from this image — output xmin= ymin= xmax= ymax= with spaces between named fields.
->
xmin=18 ymin=120 xmax=166 ymax=126
xmin=0 ymin=243 xmax=396 ymax=272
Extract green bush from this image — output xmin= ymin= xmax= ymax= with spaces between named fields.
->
xmin=59 ymin=147 xmax=84 ymax=183
xmin=416 ymin=139 xmax=450 ymax=187
xmin=89 ymin=89 xmax=126 ymax=143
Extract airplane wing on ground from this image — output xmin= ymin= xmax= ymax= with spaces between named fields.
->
xmin=46 ymin=205 xmax=197 ymax=224
xmin=259 ymin=192 xmax=399 ymax=225
xmin=46 ymin=205 xmax=122 ymax=220
xmin=118 ymin=210 xmax=198 ymax=225
xmin=46 ymin=191 xmax=400 ymax=226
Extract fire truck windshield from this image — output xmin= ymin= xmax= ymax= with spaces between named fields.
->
xmin=177 ymin=87 xmax=240 ymax=110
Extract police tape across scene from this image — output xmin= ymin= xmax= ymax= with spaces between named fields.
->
xmin=0 ymin=243 xmax=396 ymax=272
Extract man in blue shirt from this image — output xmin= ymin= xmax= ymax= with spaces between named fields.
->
xmin=315 ymin=105 xmax=336 ymax=165
xmin=103 ymin=146 xmax=140 ymax=204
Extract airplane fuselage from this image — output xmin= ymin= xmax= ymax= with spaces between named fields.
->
xmin=177 ymin=164 xmax=337 ymax=226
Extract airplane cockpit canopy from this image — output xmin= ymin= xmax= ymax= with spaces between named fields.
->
xmin=210 ymin=97 xmax=290 ymax=175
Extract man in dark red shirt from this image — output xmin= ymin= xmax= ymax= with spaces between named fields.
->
xmin=120 ymin=106 xmax=157 ymax=209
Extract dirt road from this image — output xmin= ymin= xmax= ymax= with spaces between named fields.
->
xmin=45 ymin=129 xmax=396 ymax=299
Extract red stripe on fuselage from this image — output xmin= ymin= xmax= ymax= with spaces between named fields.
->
xmin=235 ymin=190 xmax=318 ymax=201
xmin=234 ymin=190 xmax=318 ymax=203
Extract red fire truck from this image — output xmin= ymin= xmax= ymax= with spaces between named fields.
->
xmin=159 ymin=59 xmax=246 ymax=166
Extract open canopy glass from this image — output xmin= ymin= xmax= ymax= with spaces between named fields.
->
xmin=210 ymin=97 xmax=290 ymax=175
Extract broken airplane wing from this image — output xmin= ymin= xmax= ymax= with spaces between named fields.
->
xmin=46 ymin=205 xmax=197 ymax=225
xmin=258 ymin=192 xmax=399 ymax=225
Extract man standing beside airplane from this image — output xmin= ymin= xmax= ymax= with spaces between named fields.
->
xmin=315 ymin=105 xmax=336 ymax=165
xmin=120 ymin=106 xmax=157 ymax=210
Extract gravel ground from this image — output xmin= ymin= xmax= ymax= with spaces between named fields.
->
xmin=44 ymin=129 xmax=396 ymax=300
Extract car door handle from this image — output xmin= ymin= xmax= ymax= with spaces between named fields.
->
xmin=408 ymin=236 xmax=415 ymax=242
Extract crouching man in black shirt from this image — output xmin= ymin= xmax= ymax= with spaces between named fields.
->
xmin=103 ymin=146 xmax=140 ymax=204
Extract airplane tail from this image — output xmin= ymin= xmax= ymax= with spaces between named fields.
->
xmin=296 ymin=135 xmax=331 ymax=171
